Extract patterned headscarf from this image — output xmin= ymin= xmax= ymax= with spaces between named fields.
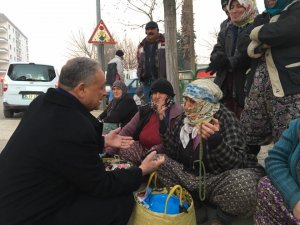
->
xmin=180 ymin=79 xmax=223 ymax=148
xmin=265 ymin=0 xmax=293 ymax=16
xmin=228 ymin=0 xmax=258 ymax=27
xmin=182 ymin=79 xmax=223 ymax=126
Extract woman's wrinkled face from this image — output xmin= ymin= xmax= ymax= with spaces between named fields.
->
xmin=112 ymin=86 xmax=122 ymax=98
xmin=183 ymin=96 xmax=205 ymax=120
xmin=265 ymin=0 xmax=276 ymax=8
xmin=151 ymin=91 xmax=168 ymax=109
xmin=229 ymin=0 xmax=246 ymax=23
xmin=183 ymin=96 xmax=196 ymax=111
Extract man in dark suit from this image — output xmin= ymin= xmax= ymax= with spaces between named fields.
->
xmin=0 ymin=57 xmax=165 ymax=225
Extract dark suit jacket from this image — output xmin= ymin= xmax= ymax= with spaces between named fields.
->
xmin=0 ymin=88 xmax=143 ymax=225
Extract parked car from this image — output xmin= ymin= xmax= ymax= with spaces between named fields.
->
xmin=125 ymin=78 xmax=140 ymax=98
xmin=2 ymin=62 xmax=59 ymax=118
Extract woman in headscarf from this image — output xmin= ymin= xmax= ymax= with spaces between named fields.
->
xmin=98 ymin=80 xmax=137 ymax=128
xmin=241 ymin=0 xmax=300 ymax=156
xmin=157 ymin=79 xmax=265 ymax=225
xmin=207 ymin=0 xmax=258 ymax=119
xmin=116 ymin=78 xmax=183 ymax=165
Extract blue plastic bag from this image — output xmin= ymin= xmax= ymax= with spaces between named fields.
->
xmin=144 ymin=193 xmax=188 ymax=215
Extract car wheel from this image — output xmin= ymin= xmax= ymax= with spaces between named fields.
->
xmin=4 ymin=109 xmax=13 ymax=118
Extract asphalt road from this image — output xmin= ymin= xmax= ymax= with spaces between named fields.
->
xmin=0 ymin=96 xmax=22 ymax=152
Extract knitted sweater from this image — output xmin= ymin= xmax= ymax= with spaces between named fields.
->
xmin=266 ymin=118 xmax=300 ymax=209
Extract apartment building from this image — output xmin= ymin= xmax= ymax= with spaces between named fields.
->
xmin=0 ymin=13 xmax=28 ymax=77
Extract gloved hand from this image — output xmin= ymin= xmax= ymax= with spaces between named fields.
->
xmin=206 ymin=53 xmax=230 ymax=75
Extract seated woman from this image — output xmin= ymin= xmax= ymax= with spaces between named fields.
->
xmin=255 ymin=119 xmax=300 ymax=225
xmin=157 ymin=79 xmax=265 ymax=224
xmin=98 ymin=80 xmax=137 ymax=128
xmin=117 ymin=78 xmax=183 ymax=165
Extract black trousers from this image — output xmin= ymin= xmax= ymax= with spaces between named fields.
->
xmin=47 ymin=194 xmax=134 ymax=225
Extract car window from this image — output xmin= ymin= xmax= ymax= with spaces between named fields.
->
xmin=7 ymin=64 xmax=56 ymax=82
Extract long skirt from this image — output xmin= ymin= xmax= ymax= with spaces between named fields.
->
xmin=241 ymin=62 xmax=300 ymax=145
xmin=254 ymin=176 xmax=300 ymax=225
xmin=157 ymin=156 xmax=265 ymax=217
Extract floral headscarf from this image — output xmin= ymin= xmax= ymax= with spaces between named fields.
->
xmin=180 ymin=79 xmax=223 ymax=148
xmin=228 ymin=0 xmax=258 ymax=27
xmin=182 ymin=79 xmax=223 ymax=126
xmin=265 ymin=0 xmax=293 ymax=16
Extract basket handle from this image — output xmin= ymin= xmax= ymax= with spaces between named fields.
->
xmin=145 ymin=172 xmax=157 ymax=191
xmin=164 ymin=185 xmax=183 ymax=214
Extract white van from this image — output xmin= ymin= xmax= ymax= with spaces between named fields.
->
xmin=2 ymin=62 xmax=59 ymax=118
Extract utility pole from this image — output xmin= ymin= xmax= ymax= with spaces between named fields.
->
xmin=96 ymin=0 xmax=106 ymax=110
xmin=96 ymin=0 xmax=105 ymax=70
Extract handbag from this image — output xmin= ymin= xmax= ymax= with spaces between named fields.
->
xmin=128 ymin=172 xmax=197 ymax=225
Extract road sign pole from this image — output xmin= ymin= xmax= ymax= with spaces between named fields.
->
xmin=96 ymin=0 xmax=105 ymax=70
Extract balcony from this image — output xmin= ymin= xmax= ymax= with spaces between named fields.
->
xmin=0 ymin=48 xmax=8 ymax=54
xmin=0 ymin=59 xmax=9 ymax=63
xmin=0 ymin=37 xmax=8 ymax=43
xmin=0 ymin=26 xmax=7 ymax=33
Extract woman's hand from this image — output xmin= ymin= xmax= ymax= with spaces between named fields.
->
xmin=156 ymin=104 xmax=167 ymax=120
xmin=196 ymin=118 xmax=220 ymax=140
xmin=293 ymin=200 xmax=300 ymax=220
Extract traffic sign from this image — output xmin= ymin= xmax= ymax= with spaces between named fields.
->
xmin=89 ymin=19 xmax=116 ymax=44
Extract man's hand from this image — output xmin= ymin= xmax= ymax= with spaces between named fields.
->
xmin=196 ymin=118 xmax=220 ymax=140
xmin=293 ymin=200 xmax=300 ymax=220
xmin=104 ymin=127 xmax=134 ymax=148
xmin=139 ymin=151 xmax=165 ymax=176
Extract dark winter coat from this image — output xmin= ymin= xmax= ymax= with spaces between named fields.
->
xmin=0 ymin=88 xmax=143 ymax=225
xmin=246 ymin=1 xmax=300 ymax=97
xmin=211 ymin=23 xmax=254 ymax=107
xmin=99 ymin=93 xmax=138 ymax=127
xmin=137 ymin=33 xmax=166 ymax=83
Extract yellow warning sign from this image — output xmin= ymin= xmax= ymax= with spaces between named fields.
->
xmin=89 ymin=19 xmax=116 ymax=44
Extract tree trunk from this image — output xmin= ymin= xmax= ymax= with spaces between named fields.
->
xmin=181 ymin=0 xmax=195 ymax=72
xmin=163 ymin=0 xmax=180 ymax=103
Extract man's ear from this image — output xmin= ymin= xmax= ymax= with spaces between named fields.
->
xmin=73 ymin=82 xmax=86 ymax=99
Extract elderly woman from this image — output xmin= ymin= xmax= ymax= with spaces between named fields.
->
xmin=207 ymin=0 xmax=257 ymax=119
xmin=117 ymin=78 xmax=183 ymax=165
xmin=255 ymin=118 xmax=300 ymax=224
xmin=241 ymin=0 xmax=300 ymax=156
xmin=98 ymin=80 xmax=137 ymax=128
xmin=157 ymin=79 xmax=265 ymax=225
